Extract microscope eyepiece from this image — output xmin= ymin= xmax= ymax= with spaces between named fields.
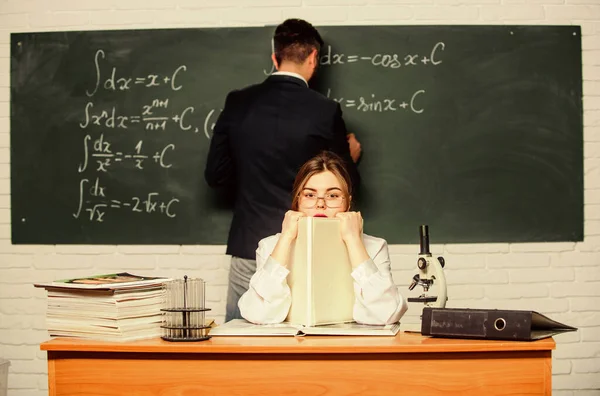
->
xmin=419 ymin=225 xmax=430 ymax=255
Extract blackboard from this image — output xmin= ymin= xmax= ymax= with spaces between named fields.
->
xmin=10 ymin=25 xmax=583 ymax=244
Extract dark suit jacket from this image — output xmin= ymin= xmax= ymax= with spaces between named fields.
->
xmin=205 ymin=74 xmax=360 ymax=259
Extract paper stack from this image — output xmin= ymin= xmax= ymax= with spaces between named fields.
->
xmin=35 ymin=272 xmax=170 ymax=342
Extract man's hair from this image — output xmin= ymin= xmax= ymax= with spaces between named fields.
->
xmin=290 ymin=151 xmax=352 ymax=212
xmin=273 ymin=19 xmax=324 ymax=65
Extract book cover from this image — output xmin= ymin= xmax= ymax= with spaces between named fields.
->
xmin=286 ymin=217 xmax=354 ymax=326
xmin=34 ymin=272 xmax=170 ymax=291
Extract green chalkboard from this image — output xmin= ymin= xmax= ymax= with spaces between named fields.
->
xmin=10 ymin=25 xmax=583 ymax=244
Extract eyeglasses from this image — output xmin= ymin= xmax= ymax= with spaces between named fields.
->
xmin=298 ymin=190 xmax=345 ymax=208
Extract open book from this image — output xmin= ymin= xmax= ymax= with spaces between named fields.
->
xmin=209 ymin=319 xmax=400 ymax=336
xmin=287 ymin=217 xmax=354 ymax=326
xmin=34 ymin=272 xmax=171 ymax=292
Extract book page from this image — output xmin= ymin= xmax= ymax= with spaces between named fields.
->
xmin=209 ymin=319 xmax=301 ymax=336
xmin=302 ymin=322 xmax=400 ymax=336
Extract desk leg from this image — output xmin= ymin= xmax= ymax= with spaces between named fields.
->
xmin=47 ymin=354 xmax=56 ymax=396
xmin=544 ymin=351 xmax=552 ymax=395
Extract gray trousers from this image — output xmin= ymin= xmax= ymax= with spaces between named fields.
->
xmin=225 ymin=256 xmax=257 ymax=322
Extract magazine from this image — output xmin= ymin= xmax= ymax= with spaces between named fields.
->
xmin=209 ymin=319 xmax=401 ymax=337
xmin=34 ymin=272 xmax=171 ymax=291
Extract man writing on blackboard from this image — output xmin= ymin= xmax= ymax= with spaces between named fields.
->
xmin=205 ymin=18 xmax=361 ymax=322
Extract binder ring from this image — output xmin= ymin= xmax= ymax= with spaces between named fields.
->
xmin=494 ymin=318 xmax=506 ymax=331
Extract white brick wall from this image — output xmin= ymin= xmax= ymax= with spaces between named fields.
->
xmin=0 ymin=1 xmax=599 ymax=394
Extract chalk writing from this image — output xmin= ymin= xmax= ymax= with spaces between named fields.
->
xmin=263 ymin=42 xmax=445 ymax=74
xmin=78 ymin=134 xmax=175 ymax=173
xmin=74 ymin=49 xmax=191 ymax=223
xmin=73 ymin=177 xmax=180 ymax=222
xmin=320 ymin=42 xmax=445 ymax=68
xmin=326 ymin=89 xmax=426 ymax=114
xmin=80 ymin=101 xmax=200 ymax=133
xmin=86 ymin=49 xmax=186 ymax=96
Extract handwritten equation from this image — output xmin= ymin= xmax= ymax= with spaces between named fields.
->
xmin=327 ymin=89 xmax=426 ymax=114
xmin=73 ymin=177 xmax=179 ymax=222
xmin=320 ymin=42 xmax=445 ymax=68
xmin=80 ymin=100 xmax=201 ymax=133
xmin=74 ymin=49 xmax=190 ymax=223
xmin=264 ymin=42 xmax=445 ymax=74
xmin=86 ymin=50 xmax=186 ymax=96
xmin=78 ymin=134 xmax=174 ymax=172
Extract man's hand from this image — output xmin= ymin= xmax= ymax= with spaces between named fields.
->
xmin=347 ymin=133 xmax=362 ymax=163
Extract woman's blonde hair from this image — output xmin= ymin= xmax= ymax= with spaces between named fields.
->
xmin=290 ymin=151 xmax=352 ymax=211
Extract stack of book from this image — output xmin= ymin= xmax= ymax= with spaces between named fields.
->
xmin=35 ymin=273 xmax=170 ymax=342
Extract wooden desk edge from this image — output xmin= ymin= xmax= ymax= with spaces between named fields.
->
xmin=40 ymin=334 xmax=556 ymax=354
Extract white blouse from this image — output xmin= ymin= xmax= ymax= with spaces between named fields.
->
xmin=238 ymin=233 xmax=408 ymax=325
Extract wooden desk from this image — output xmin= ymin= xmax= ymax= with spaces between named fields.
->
xmin=41 ymin=333 xmax=555 ymax=395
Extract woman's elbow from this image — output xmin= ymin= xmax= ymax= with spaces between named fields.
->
xmin=239 ymin=297 xmax=290 ymax=325
xmin=240 ymin=306 xmax=272 ymax=324
xmin=355 ymin=295 xmax=408 ymax=325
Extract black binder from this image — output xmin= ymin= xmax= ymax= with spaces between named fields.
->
xmin=421 ymin=307 xmax=577 ymax=341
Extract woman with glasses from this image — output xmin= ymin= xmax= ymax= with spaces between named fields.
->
xmin=238 ymin=151 xmax=408 ymax=325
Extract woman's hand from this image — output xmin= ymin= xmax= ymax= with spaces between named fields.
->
xmin=271 ymin=210 xmax=306 ymax=268
xmin=280 ymin=210 xmax=306 ymax=242
xmin=335 ymin=211 xmax=364 ymax=244
xmin=336 ymin=211 xmax=369 ymax=269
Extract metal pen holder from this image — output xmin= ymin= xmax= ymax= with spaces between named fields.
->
xmin=161 ymin=276 xmax=211 ymax=342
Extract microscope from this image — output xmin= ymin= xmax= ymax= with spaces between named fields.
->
xmin=404 ymin=225 xmax=448 ymax=332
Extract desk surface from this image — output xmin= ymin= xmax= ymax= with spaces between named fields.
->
xmin=40 ymin=332 xmax=555 ymax=354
